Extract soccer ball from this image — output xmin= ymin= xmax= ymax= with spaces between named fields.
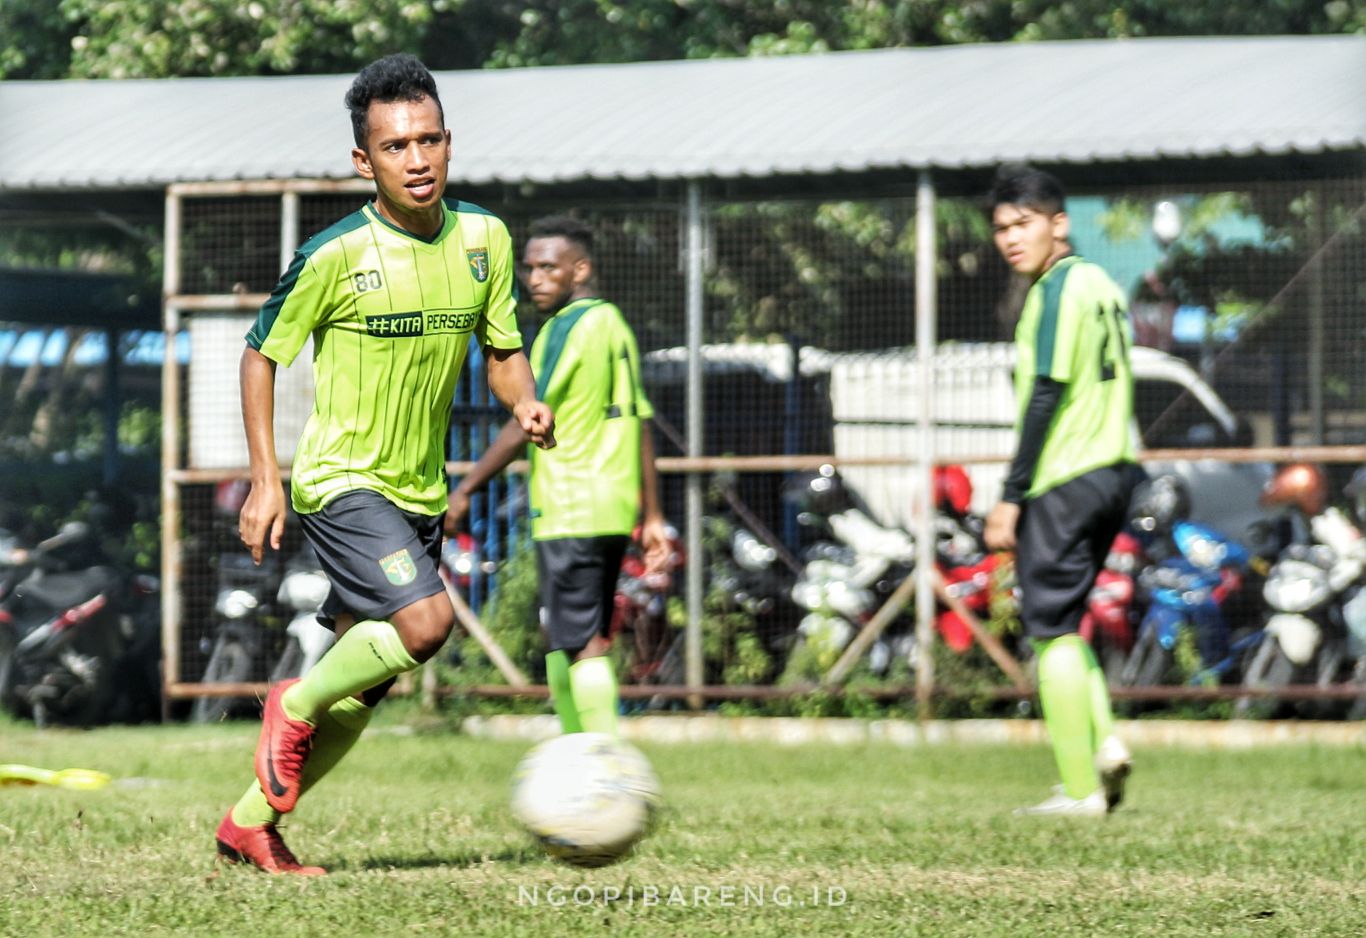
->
xmin=510 ymin=732 xmax=660 ymax=867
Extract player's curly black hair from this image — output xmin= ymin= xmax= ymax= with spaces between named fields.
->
xmin=345 ymin=54 xmax=444 ymax=148
xmin=528 ymin=215 xmax=595 ymax=259
xmin=987 ymin=163 xmax=1066 ymax=216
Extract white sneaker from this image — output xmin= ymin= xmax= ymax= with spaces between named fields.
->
xmin=1014 ymin=786 xmax=1107 ymax=817
xmin=1095 ymin=735 xmax=1132 ymax=813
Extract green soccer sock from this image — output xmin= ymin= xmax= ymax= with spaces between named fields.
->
xmin=281 ymin=619 xmax=419 ymax=724
xmin=1080 ymin=639 xmax=1115 ymax=748
xmin=545 ymin=650 xmax=583 ymax=734
xmin=229 ymin=779 xmax=279 ymax=830
xmin=1035 ymin=635 xmax=1100 ymax=801
xmin=569 ymin=655 xmax=619 ymax=737
xmin=296 ymin=694 xmax=373 ymax=794
xmin=230 ymin=695 xmax=375 ymax=828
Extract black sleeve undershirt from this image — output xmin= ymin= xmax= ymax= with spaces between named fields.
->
xmin=1002 ymin=376 xmax=1065 ymax=504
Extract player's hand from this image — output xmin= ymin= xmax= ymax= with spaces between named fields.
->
xmin=515 ymin=400 xmax=556 ymax=450
xmin=445 ymin=488 xmax=471 ymax=537
xmin=239 ymin=480 xmax=286 ymax=565
xmin=640 ymin=515 xmax=671 ymax=575
xmin=983 ymin=501 xmax=1020 ymax=552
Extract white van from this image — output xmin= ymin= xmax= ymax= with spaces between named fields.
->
xmin=829 ymin=343 xmax=1273 ymax=552
xmin=643 ymin=341 xmax=1273 ymax=553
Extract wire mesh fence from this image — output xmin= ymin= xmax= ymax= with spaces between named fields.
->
xmin=163 ymin=172 xmax=1366 ymax=716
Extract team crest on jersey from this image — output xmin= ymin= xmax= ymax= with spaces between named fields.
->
xmin=467 ymin=249 xmax=490 ymax=282
xmin=378 ymin=548 xmax=417 ymax=586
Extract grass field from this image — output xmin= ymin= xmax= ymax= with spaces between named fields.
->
xmin=2 ymin=711 xmax=1363 ymax=937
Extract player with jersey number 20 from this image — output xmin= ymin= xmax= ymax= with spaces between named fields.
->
xmin=982 ymin=164 xmax=1144 ymax=818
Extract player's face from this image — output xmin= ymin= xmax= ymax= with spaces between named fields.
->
xmin=991 ymin=203 xmax=1069 ymax=279
xmin=351 ymin=95 xmax=451 ymax=236
xmin=520 ymin=237 xmax=591 ymax=314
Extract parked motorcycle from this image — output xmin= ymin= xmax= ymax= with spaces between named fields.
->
xmin=266 ymin=543 xmax=334 ymax=684
xmin=1119 ymin=474 xmax=1252 ymax=690
xmin=192 ymin=546 xmax=283 ymax=723
xmin=1343 ymin=467 xmax=1366 ymax=720
xmin=610 ymin=523 xmax=686 ymax=685
xmin=706 ymin=512 xmax=798 ymax=657
xmin=1078 ymin=531 xmax=1143 ymax=681
xmin=1240 ymin=463 xmax=1366 ymax=717
xmin=786 ymin=466 xmax=916 ymax=675
xmin=0 ymin=521 xmax=159 ymax=727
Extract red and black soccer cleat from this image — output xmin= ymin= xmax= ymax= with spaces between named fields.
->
xmin=215 ymin=811 xmax=326 ymax=876
xmin=254 ymin=678 xmax=316 ymax=814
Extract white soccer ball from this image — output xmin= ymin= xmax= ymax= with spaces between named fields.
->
xmin=510 ymin=732 xmax=660 ymax=867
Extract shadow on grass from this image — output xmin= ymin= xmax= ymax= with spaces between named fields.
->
xmin=353 ymin=847 xmax=541 ymax=871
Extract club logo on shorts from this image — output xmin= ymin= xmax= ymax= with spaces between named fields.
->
xmin=379 ymin=548 xmax=417 ymax=586
xmin=467 ymin=249 xmax=490 ymax=283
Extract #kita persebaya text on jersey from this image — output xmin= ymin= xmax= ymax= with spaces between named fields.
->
xmin=247 ymin=200 xmax=522 ymax=516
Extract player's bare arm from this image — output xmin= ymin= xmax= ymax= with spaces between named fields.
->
xmin=485 ymin=346 xmax=556 ymax=450
xmin=238 ymin=346 xmax=286 ymax=564
xmin=638 ymin=422 xmax=670 ymax=573
xmin=447 ymin=418 xmax=529 ymax=535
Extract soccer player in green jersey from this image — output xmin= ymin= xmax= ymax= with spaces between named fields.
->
xmin=982 ymin=165 xmax=1141 ymax=817
xmin=450 ymin=215 xmax=669 ymax=738
xmin=215 ymin=54 xmax=555 ymax=875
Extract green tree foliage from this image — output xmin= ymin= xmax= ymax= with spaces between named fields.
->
xmin=2 ymin=1 xmax=1359 ymax=80
xmin=0 ymin=0 xmax=78 ymax=79
xmin=1 ymin=0 xmax=442 ymax=79
xmin=462 ymin=0 xmax=1363 ymax=68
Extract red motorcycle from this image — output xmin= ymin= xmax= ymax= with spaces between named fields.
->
xmin=610 ymin=524 xmax=686 ymax=684
xmin=932 ymin=465 xmax=1142 ymax=674
xmin=932 ymin=465 xmax=1014 ymax=653
xmin=936 ymin=553 xmax=1000 ymax=653
xmin=1078 ymin=531 xmax=1143 ymax=679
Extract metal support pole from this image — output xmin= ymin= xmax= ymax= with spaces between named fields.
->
xmin=280 ymin=190 xmax=300 ymax=271
xmin=102 ymin=328 xmax=120 ymax=486
xmin=1307 ymin=188 xmax=1325 ymax=444
xmin=684 ymin=181 xmax=706 ymax=707
xmin=913 ymin=172 xmax=938 ymax=719
xmin=159 ymin=190 xmax=183 ymax=719
xmin=783 ymin=333 xmax=802 ymax=550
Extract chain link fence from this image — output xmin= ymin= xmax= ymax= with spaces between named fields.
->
xmin=164 ymin=172 xmax=1366 ymax=717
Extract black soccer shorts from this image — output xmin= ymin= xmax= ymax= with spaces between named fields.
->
xmin=1015 ymin=462 xmax=1145 ymax=639
xmin=297 ymin=489 xmax=446 ymax=629
xmin=536 ymin=535 xmax=631 ymax=655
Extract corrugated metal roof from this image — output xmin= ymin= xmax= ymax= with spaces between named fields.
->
xmin=1 ymin=36 xmax=1362 ymax=191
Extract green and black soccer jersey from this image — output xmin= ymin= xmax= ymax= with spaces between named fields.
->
xmin=527 ymin=298 xmax=653 ymax=540
xmin=1013 ymin=255 xmax=1136 ymax=498
xmin=246 ymin=199 xmax=522 ymax=516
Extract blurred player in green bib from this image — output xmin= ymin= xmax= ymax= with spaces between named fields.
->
xmin=982 ymin=165 xmax=1142 ymax=817
xmin=452 ymin=215 xmax=669 ymax=738
xmin=215 ymin=54 xmax=555 ymax=875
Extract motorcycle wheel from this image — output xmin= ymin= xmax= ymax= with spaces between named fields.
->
xmin=0 ymin=632 xmax=16 ymax=716
xmin=193 ymin=637 xmax=254 ymax=724
xmin=1309 ymin=638 xmax=1347 ymax=719
xmin=1121 ymin=627 xmax=1171 ymax=687
xmin=1346 ymin=657 xmax=1366 ymax=721
xmin=1099 ymin=644 xmax=1129 ymax=686
xmin=1235 ymin=638 xmax=1295 ymax=719
xmin=645 ymin=632 xmax=688 ymax=711
xmin=1115 ymin=628 xmax=1170 ymax=715
xmin=269 ymin=637 xmax=304 ymax=684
